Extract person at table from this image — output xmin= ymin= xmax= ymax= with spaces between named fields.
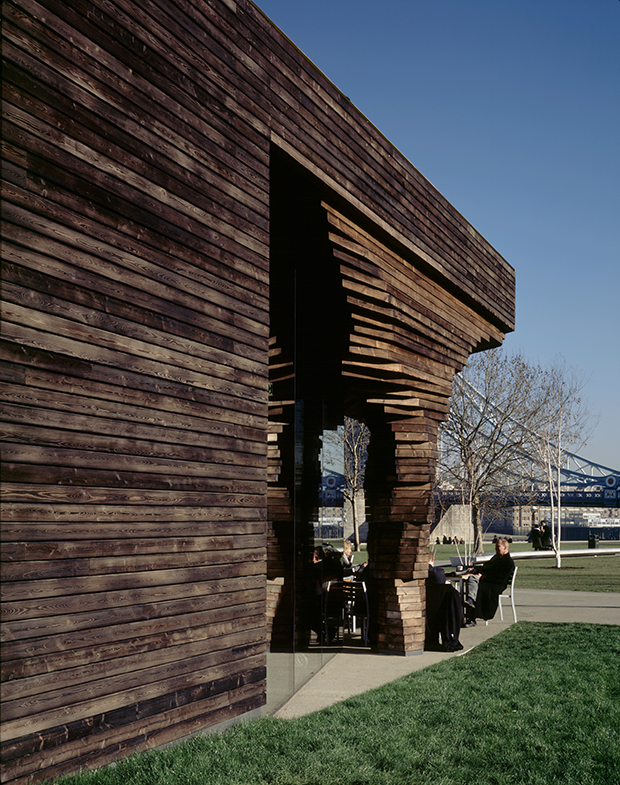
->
xmin=425 ymin=556 xmax=463 ymax=652
xmin=305 ymin=545 xmax=344 ymax=643
xmin=341 ymin=539 xmax=367 ymax=579
xmin=463 ymin=537 xmax=515 ymax=627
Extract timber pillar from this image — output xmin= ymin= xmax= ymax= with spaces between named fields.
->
xmin=365 ymin=415 xmax=438 ymax=654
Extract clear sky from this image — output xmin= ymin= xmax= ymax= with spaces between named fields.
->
xmin=256 ymin=0 xmax=620 ymax=471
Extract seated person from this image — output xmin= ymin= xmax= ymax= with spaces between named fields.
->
xmin=306 ymin=545 xmax=344 ymax=643
xmin=540 ymin=521 xmax=553 ymax=550
xmin=341 ymin=539 xmax=368 ymax=579
xmin=425 ymin=557 xmax=463 ymax=652
xmin=463 ymin=537 xmax=515 ymax=627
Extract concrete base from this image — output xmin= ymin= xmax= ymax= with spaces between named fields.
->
xmin=378 ymin=648 xmax=425 ymax=656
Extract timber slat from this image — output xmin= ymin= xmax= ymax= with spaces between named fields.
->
xmin=0 ymin=648 xmax=267 ymax=741
xmin=1 ymin=0 xmax=514 ymax=780
xmin=1 ymin=588 xmax=266 ymax=659
xmin=1 ymin=603 xmax=265 ymax=683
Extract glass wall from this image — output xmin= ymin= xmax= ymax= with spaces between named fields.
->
xmin=265 ymin=147 xmax=366 ymax=713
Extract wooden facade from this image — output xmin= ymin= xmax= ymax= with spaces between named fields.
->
xmin=1 ymin=0 xmax=515 ymax=782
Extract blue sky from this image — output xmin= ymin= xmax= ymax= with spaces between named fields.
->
xmin=257 ymin=0 xmax=620 ymax=470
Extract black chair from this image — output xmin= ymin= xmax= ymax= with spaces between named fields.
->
xmin=324 ymin=580 xmax=370 ymax=646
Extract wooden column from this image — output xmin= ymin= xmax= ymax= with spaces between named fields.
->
xmin=324 ymin=202 xmax=506 ymax=654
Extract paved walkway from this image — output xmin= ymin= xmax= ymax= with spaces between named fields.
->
xmin=274 ymin=589 xmax=620 ymax=719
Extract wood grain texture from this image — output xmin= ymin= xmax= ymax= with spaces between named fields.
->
xmin=1 ymin=0 xmax=514 ymax=781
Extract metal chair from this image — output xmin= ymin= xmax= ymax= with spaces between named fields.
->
xmin=324 ymin=580 xmax=370 ymax=646
xmin=485 ymin=565 xmax=518 ymax=624
xmin=343 ymin=580 xmax=370 ymax=646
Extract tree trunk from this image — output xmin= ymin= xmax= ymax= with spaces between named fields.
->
xmin=352 ymin=491 xmax=361 ymax=552
xmin=472 ymin=501 xmax=483 ymax=553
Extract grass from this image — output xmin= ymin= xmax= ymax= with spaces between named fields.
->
xmin=325 ymin=539 xmax=620 ymax=593
xmin=55 ymin=623 xmax=620 ymax=785
xmin=432 ymin=540 xmax=620 ymax=593
xmin=506 ymin=551 xmax=620 ymax=592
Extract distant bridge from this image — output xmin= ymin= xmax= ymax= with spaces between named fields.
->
xmin=438 ymin=375 xmax=620 ymax=508
xmin=436 ymin=456 xmax=620 ymax=509
xmin=435 ymin=486 xmax=620 ymax=509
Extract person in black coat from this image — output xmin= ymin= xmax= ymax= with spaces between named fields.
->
xmin=540 ymin=521 xmax=553 ymax=550
xmin=463 ymin=538 xmax=515 ymax=626
xmin=528 ymin=523 xmax=542 ymax=550
xmin=341 ymin=539 xmax=368 ymax=579
xmin=425 ymin=558 xmax=464 ymax=652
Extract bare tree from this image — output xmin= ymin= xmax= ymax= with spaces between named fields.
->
xmin=439 ymin=349 xmax=548 ymax=553
xmin=530 ymin=358 xmax=591 ymax=567
xmin=320 ymin=417 xmax=370 ymax=551
xmin=343 ymin=417 xmax=370 ymax=552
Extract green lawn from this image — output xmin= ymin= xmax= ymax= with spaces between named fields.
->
xmin=432 ymin=540 xmax=620 ymax=592
xmin=56 ymin=623 xmax=620 ymax=785
xmin=329 ymin=539 xmax=620 ymax=593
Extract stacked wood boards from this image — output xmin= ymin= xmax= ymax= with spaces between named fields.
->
xmin=323 ymin=204 xmax=507 ymax=652
xmin=2 ymin=0 xmax=270 ymax=781
xmin=1 ymin=0 xmax=514 ymax=779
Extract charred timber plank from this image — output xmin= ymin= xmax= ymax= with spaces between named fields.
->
xmin=1 ymin=604 xmax=264 ymax=683
xmin=1 ymin=153 xmax=268 ymax=291
xmin=343 ymin=295 xmax=474 ymax=361
xmin=2 ymin=7 xmax=270 ymax=253
xmin=2 ymin=295 xmax=267 ymax=396
xmin=326 ymin=206 xmax=511 ymax=335
xmin=2 ymin=108 xmax=268 ymax=262
xmin=1 ymin=252 xmax=268 ymax=361
xmin=0 ymin=520 xmax=266 ymax=544
xmin=346 ymin=309 xmax=470 ymax=368
xmin=1 ymin=559 xmax=266 ymax=603
xmin=1 ymin=587 xmax=265 ymax=660
xmin=2 ymin=534 xmax=264 ymax=569
xmin=1 ymin=677 xmax=265 ymax=783
xmin=0 ymin=462 xmax=266 ymax=496
xmin=0 ymin=384 xmax=266 ymax=446
xmin=342 ymin=278 xmax=488 ymax=354
xmin=337 ymin=253 xmax=489 ymax=346
xmin=1 ymin=544 xmax=266 ymax=581
xmin=1 ymin=568 xmax=266 ymax=622
xmin=4 ymin=483 xmax=262 ymax=520
xmin=1 ymin=578 xmax=266 ymax=640
xmin=0 ymin=648 xmax=266 ymax=741
xmin=1 ymin=410 xmax=268 ymax=464
xmin=1 ymin=73 xmax=268 ymax=250
xmin=1 ymin=533 xmax=264 ymax=561
xmin=1 ymin=321 xmax=266 ymax=411
xmin=1 ymin=626 xmax=265 ymax=715
xmin=3 ymin=1 xmax=270 ymax=195
xmin=0 ymin=343 xmax=268 ymax=425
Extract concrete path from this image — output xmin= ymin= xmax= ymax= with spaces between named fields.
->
xmin=274 ymin=589 xmax=620 ymax=719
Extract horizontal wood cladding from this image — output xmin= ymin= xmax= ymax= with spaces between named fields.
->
xmin=239 ymin=4 xmax=514 ymax=330
xmin=1 ymin=674 xmax=265 ymax=784
xmin=2 ymin=0 xmax=271 ymax=781
xmin=7 ymin=0 xmax=513 ymax=328
xmin=324 ymin=202 xmax=502 ymax=419
xmin=2 ymin=0 xmax=515 ymax=779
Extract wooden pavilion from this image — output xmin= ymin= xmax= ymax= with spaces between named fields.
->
xmin=1 ymin=0 xmax=515 ymax=781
